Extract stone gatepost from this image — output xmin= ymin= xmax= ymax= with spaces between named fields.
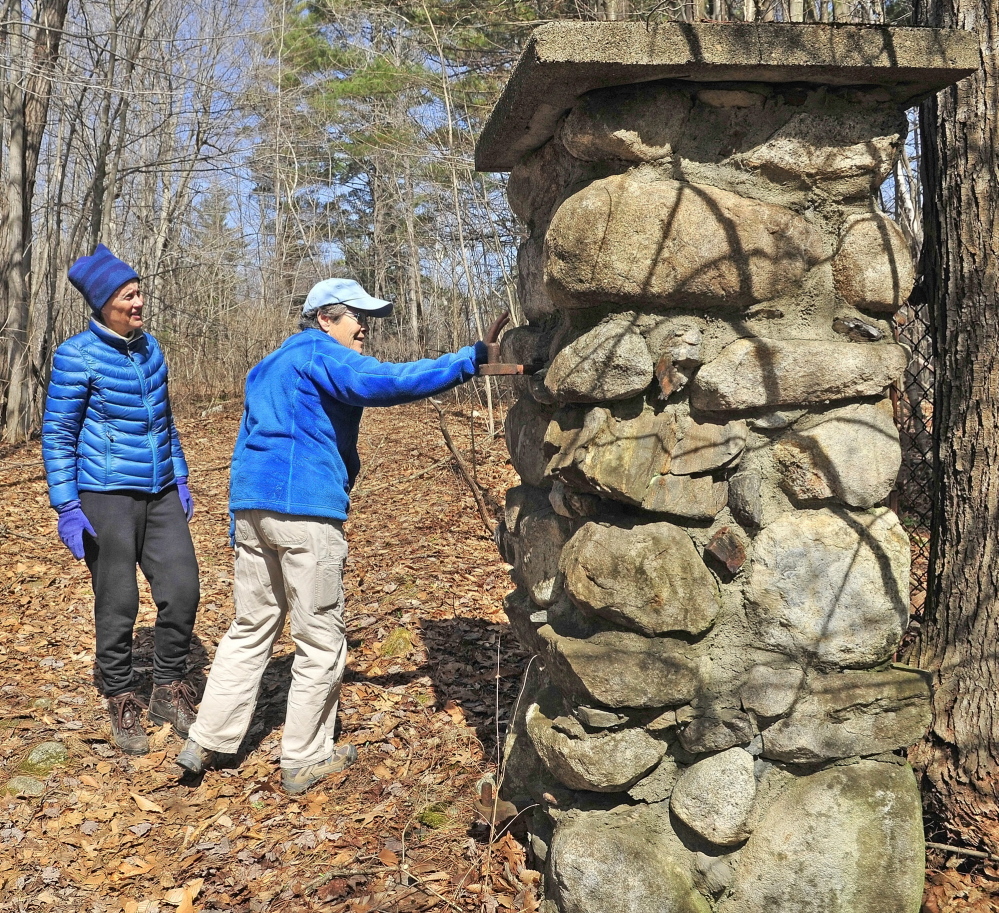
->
xmin=475 ymin=22 xmax=977 ymax=913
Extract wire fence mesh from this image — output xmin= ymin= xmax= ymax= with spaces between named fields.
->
xmin=893 ymin=289 xmax=934 ymax=617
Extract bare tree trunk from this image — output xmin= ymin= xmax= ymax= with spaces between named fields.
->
xmin=909 ymin=0 xmax=999 ymax=850
xmin=593 ymin=0 xmax=632 ymax=18
xmin=1 ymin=0 xmax=70 ymax=442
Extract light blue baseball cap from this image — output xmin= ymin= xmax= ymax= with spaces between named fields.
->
xmin=302 ymin=278 xmax=393 ymax=318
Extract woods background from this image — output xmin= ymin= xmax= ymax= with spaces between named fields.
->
xmin=0 ymin=0 xmax=919 ymax=441
xmin=6 ymin=0 xmax=999 ymax=891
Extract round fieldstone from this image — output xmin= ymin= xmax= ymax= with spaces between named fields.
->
xmin=548 ymin=808 xmax=712 ymax=913
xmin=745 ymin=508 xmax=910 ymax=669
xmin=545 ymin=174 xmax=824 ymax=311
xmin=690 ymin=338 xmax=909 ymax=412
xmin=514 ymin=507 xmax=571 ymax=608
xmin=526 ymin=699 xmax=666 ymax=792
xmin=773 ymin=401 xmax=901 ymax=508
xmin=545 ymin=319 xmax=654 ymax=404
xmin=4 ymin=776 xmax=45 ymax=797
xmin=562 ymin=520 xmax=720 ymax=636
xmin=505 ymin=396 xmax=555 ymax=488
xmin=671 ymin=749 xmax=757 ymax=846
xmin=21 ymin=741 xmax=69 ymax=776
xmin=540 ymin=625 xmax=702 ymax=710
xmin=718 ymin=761 xmax=924 ymax=913
xmin=833 ymin=212 xmax=915 ymax=314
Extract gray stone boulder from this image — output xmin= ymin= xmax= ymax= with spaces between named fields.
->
xmin=539 ymin=624 xmax=703 ymax=709
xmin=643 ymin=473 xmax=729 ymax=520
xmin=548 ymin=808 xmax=712 ymax=913
xmin=20 ymin=741 xmax=69 ymax=776
xmin=545 ymin=318 xmax=654 ymax=403
xmin=506 ymin=396 xmax=556 ymax=488
xmin=717 ymin=760 xmax=925 ymax=913
xmin=560 ymin=83 xmax=693 ymax=162
xmin=561 ymin=520 xmax=721 ymax=636
xmin=500 ymin=324 xmax=550 ymax=381
xmin=3 ymin=776 xmax=45 ymax=797
xmin=629 ymin=755 xmax=682 ymax=802
xmin=760 ymin=667 xmax=931 ymax=762
xmin=737 ymin=107 xmax=905 ymax=194
xmin=526 ymin=698 xmax=667 ymax=792
xmin=519 ymin=230 xmax=558 ymax=321
xmin=544 ymin=402 xmax=732 ymax=518
xmin=773 ymin=400 xmax=902 ymax=508
xmin=671 ymin=416 xmax=748 ymax=475
xmin=746 ymin=508 xmax=910 ymax=669
xmin=546 ymin=402 xmax=677 ymax=504
xmin=690 ymin=338 xmax=909 ymax=411
xmin=504 ymin=484 xmax=552 ymax=534
xmin=679 ymin=708 xmax=757 ymax=754
xmin=513 ymin=507 xmax=572 ymax=608
xmin=833 ymin=213 xmax=915 ymax=314
xmin=507 ymin=138 xmax=587 ymax=228
xmin=545 ymin=173 xmax=825 ymax=311
xmin=740 ymin=665 xmax=806 ymax=720
xmin=671 ymin=748 xmax=757 ymax=846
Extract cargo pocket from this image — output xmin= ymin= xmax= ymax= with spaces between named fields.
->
xmin=234 ymin=514 xmax=256 ymax=547
xmin=314 ymin=557 xmax=345 ymax=615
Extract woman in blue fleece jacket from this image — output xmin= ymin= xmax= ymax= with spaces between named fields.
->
xmin=179 ymin=278 xmax=487 ymax=794
xmin=42 ymin=245 xmax=200 ymax=757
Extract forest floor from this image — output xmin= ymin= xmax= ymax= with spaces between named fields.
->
xmin=2 ymin=394 xmax=997 ymax=913
xmin=0 ymin=395 xmax=541 ymax=913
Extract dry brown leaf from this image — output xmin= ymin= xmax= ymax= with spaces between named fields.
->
xmin=130 ymin=794 xmax=164 ymax=814
xmin=377 ymin=848 xmax=399 ymax=866
xmin=443 ymin=700 xmax=465 ymax=724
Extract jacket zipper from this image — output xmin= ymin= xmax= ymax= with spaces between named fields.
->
xmin=126 ymin=343 xmax=159 ymax=489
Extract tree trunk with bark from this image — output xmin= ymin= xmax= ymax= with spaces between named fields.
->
xmin=0 ymin=0 xmax=70 ymax=442
xmin=909 ymin=0 xmax=999 ymax=848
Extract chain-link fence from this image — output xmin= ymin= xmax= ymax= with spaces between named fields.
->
xmin=893 ymin=289 xmax=934 ymax=616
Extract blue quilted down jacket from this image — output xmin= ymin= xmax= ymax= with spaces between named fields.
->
xmin=42 ymin=319 xmax=189 ymax=507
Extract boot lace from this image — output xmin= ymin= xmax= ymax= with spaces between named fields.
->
xmin=109 ymin=692 xmax=146 ymax=732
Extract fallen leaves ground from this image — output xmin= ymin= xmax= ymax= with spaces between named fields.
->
xmin=0 ymin=393 xmax=540 ymax=913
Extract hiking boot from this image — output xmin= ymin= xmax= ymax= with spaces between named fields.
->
xmin=148 ymin=680 xmax=198 ymax=736
xmin=107 ymin=692 xmax=149 ymax=756
xmin=281 ymin=744 xmax=357 ymax=795
xmin=176 ymin=738 xmax=216 ymax=775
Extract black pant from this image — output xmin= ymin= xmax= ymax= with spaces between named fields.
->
xmin=80 ymin=488 xmax=200 ymax=696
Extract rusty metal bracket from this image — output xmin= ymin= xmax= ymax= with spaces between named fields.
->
xmin=479 ymin=311 xmax=542 ymax=376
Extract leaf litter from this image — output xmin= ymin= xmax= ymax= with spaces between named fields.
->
xmin=0 ymin=396 xmax=539 ymax=912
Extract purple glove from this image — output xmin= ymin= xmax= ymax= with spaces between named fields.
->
xmin=176 ymin=477 xmax=194 ymax=522
xmin=56 ymin=500 xmax=97 ymax=560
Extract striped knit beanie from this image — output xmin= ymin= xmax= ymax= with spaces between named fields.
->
xmin=68 ymin=244 xmax=139 ymax=314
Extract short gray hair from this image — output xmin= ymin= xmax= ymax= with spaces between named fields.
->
xmin=298 ymin=302 xmax=348 ymax=331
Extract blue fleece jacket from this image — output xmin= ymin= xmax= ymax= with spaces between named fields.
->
xmin=43 ymin=320 xmax=188 ymax=507
xmin=229 ymin=329 xmax=483 ymax=521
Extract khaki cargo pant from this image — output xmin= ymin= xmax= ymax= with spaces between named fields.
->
xmin=188 ymin=509 xmax=349 ymax=768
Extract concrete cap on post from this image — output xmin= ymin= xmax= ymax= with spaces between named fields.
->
xmin=474 ymin=21 xmax=979 ymax=172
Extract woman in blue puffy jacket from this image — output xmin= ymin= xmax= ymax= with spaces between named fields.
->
xmin=42 ymin=245 xmax=200 ymax=756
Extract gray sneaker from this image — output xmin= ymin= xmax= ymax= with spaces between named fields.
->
xmin=176 ymin=738 xmax=216 ymax=775
xmin=281 ymin=744 xmax=357 ymax=795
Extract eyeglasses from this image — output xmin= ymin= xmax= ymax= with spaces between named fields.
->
xmin=342 ymin=308 xmax=368 ymax=325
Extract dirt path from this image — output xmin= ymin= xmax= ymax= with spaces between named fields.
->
xmin=0 ymin=397 xmax=539 ymax=912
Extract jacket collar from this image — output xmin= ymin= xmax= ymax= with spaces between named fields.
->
xmin=89 ymin=317 xmax=145 ymax=351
